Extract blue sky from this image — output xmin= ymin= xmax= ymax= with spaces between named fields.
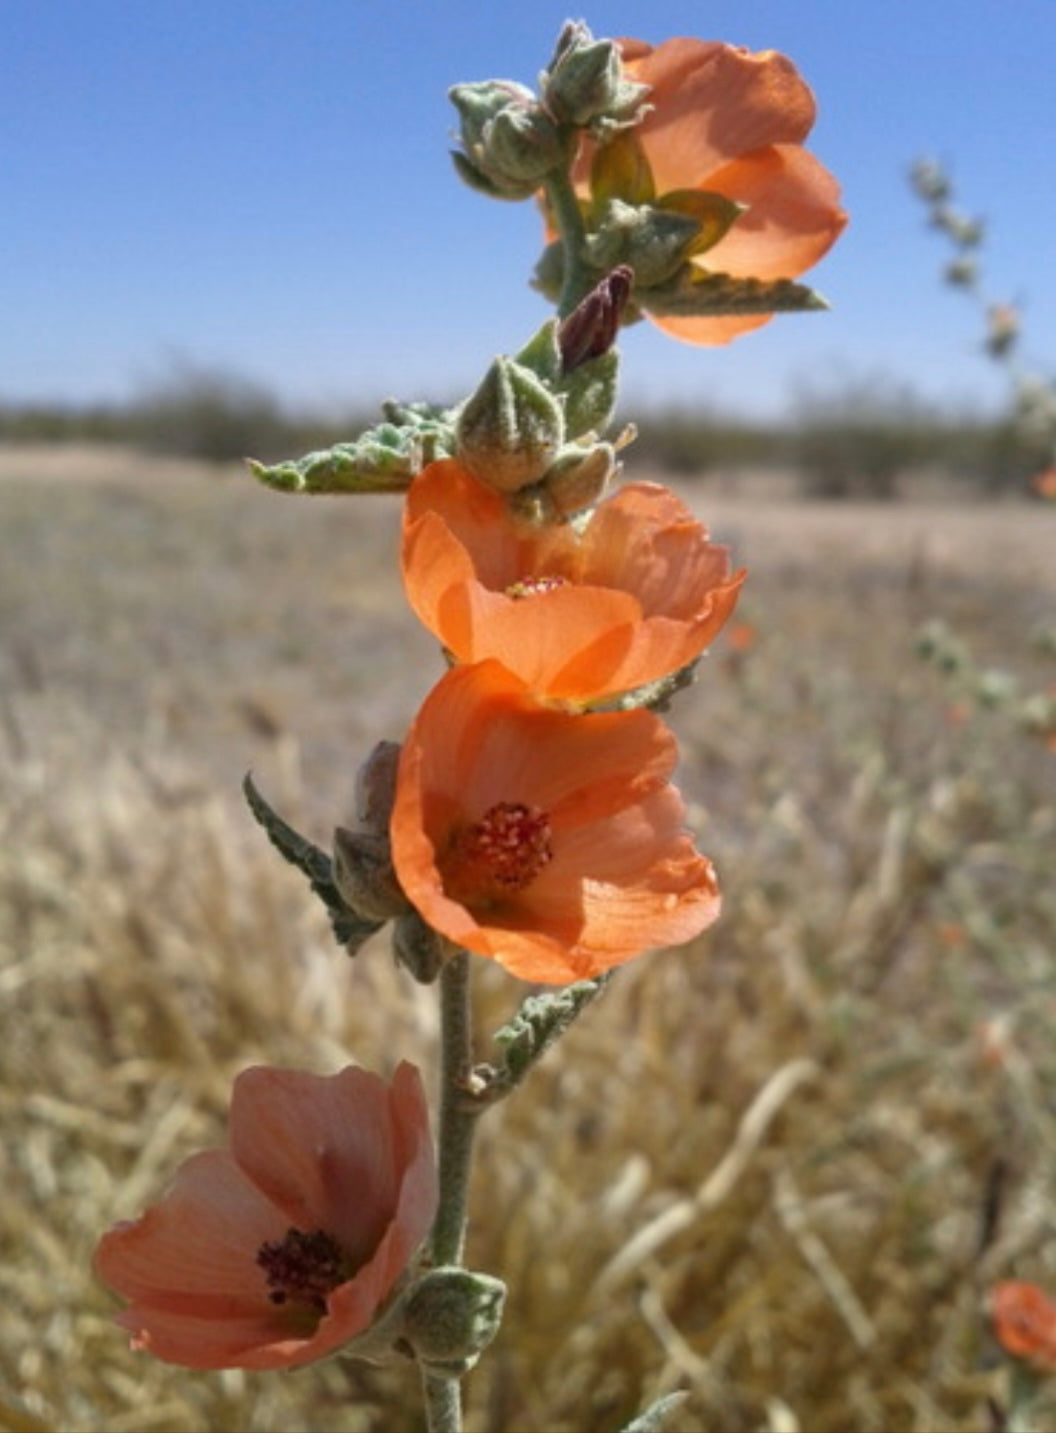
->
xmin=5 ymin=1 xmax=1055 ymax=421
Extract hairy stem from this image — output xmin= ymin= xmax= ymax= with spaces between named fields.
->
xmin=545 ymin=166 xmax=591 ymax=317
xmin=421 ymin=1370 xmax=461 ymax=1433
xmin=430 ymin=949 xmax=481 ymax=1266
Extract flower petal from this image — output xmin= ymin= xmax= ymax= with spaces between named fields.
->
xmin=229 ymin=1064 xmax=435 ymax=1273
xmin=623 ymin=38 xmax=818 ymax=189
xmin=391 ymin=662 xmax=721 ymax=983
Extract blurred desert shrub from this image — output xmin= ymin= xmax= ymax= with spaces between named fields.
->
xmin=629 ymin=405 xmax=778 ymax=476
xmin=789 ymin=374 xmax=954 ymax=500
xmin=127 ymin=359 xmax=381 ymax=466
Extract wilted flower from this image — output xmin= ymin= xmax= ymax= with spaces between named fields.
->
xmin=390 ymin=659 xmax=721 ymax=984
xmin=555 ymin=36 xmax=847 ymax=344
xmin=94 ymin=1064 xmax=437 ymax=1370
xmin=992 ymin=1281 xmax=1056 ymax=1370
xmin=402 ymin=459 xmax=743 ymax=704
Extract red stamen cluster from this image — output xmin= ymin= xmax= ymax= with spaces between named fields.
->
xmin=256 ymin=1226 xmax=349 ymax=1313
xmin=444 ymin=801 xmax=554 ymax=904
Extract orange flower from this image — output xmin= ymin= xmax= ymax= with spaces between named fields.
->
xmin=992 ymin=1281 xmax=1056 ymax=1369
xmin=1032 ymin=466 xmax=1056 ymax=501
xmin=390 ymin=660 xmax=721 ymax=984
xmin=94 ymin=1063 xmax=436 ymax=1370
xmin=402 ymin=460 xmax=744 ymax=704
xmin=567 ymin=37 xmax=847 ymax=344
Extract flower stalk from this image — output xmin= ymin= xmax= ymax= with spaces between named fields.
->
xmin=544 ymin=165 xmax=593 ymax=317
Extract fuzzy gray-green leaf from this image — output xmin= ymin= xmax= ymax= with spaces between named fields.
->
xmin=242 ymin=774 xmax=382 ymax=952
xmin=644 ymin=266 xmax=830 ymax=319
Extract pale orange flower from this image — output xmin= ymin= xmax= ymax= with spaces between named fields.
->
xmin=1032 ymin=466 xmax=1056 ymax=501
xmin=566 ymin=37 xmax=847 ymax=345
xmin=402 ymin=460 xmax=744 ymax=705
xmin=726 ymin=620 xmax=757 ymax=653
xmin=94 ymin=1063 xmax=436 ymax=1370
xmin=992 ymin=1281 xmax=1056 ymax=1369
xmin=390 ymin=660 xmax=721 ymax=984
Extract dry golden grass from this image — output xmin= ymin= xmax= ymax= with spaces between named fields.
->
xmin=1 ymin=445 xmax=1055 ymax=1432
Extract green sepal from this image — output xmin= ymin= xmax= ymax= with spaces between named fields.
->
xmin=644 ymin=265 xmax=831 ymax=318
xmin=656 ymin=189 xmax=747 ymax=256
xmin=513 ymin=319 xmax=563 ymax=386
xmin=242 ymin=773 xmax=382 ymax=953
xmin=455 ymin=355 xmax=565 ymax=493
xmin=594 ymin=658 xmax=699 ymax=714
xmin=487 ymin=975 xmax=611 ymax=1097
xmin=451 ymin=149 xmax=522 ymax=201
xmin=559 ymin=348 xmax=619 ymax=437
xmin=586 ymin=200 xmax=703 ymax=288
xmin=249 ymin=405 xmax=455 ymax=495
xmin=590 ymin=129 xmax=655 ymax=211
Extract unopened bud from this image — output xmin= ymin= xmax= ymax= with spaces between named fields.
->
xmin=945 ymin=256 xmax=977 ymax=288
xmin=910 ymin=158 xmax=951 ymax=205
xmin=542 ymin=21 xmax=650 ymax=130
xmin=354 ymin=740 xmax=401 ymax=834
xmin=543 ymin=442 xmax=617 ymax=516
xmin=456 ymin=356 xmax=565 ymax=492
xmin=401 ymin=1267 xmax=506 ymax=1377
xmin=558 ymin=266 xmax=633 ymax=371
xmin=450 ymin=80 xmax=566 ymax=198
xmin=333 ymin=825 xmax=410 ymax=923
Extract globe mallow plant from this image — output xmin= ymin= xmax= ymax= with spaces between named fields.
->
xmin=95 ymin=22 xmax=845 ymax=1432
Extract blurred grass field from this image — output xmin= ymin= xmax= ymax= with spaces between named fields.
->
xmin=1 ymin=443 xmax=1055 ymax=1433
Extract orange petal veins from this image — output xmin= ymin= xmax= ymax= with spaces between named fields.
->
xmin=390 ymin=661 xmax=721 ymax=984
xmin=402 ymin=461 xmax=744 ymax=703
xmin=94 ymin=1063 xmax=436 ymax=1371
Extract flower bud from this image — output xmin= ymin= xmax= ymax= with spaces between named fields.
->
xmin=333 ymin=825 xmax=410 ymax=923
xmin=456 ymin=356 xmax=565 ymax=492
xmin=542 ymin=21 xmax=651 ymax=130
xmin=400 ymin=1267 xmax=506 ymax=1376
xmin=543 ymin=442 xmax=617 ymax=517
xmin=450 ymin=80 xmax=566 ymax=198
xmin=557 ymin=266 xmax=633 ymax=372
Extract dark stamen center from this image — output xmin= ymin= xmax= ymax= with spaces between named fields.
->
xmin=443 ymin=801 xmax=554 ymax=905
xmin=256 ymin=1227 xmax=350 ymax=1314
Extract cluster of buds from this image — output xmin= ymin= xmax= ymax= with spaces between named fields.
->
xmin=450 ymin=23 xmax=649 ymax=199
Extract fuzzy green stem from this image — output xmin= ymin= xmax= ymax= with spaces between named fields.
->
xmin=545 ymin=166 xmax=592 ymax=318
xmin=430 ymin=950 xmax=481 ymax=1267
xmin=421 ymin=1370 xmax=462 ymax=1433
xmin=420 ymin=951 xmax=481 ymax=1433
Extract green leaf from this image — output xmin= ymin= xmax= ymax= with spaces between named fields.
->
xmin=558 ymin=348 xmax=619 ymax=438
xmin=489 ymin=975 xmax=611 ymax=1095
xmin=248 ymin=406 xmax=456 ymax=495
xmin=644 ymin=265 xmax=830 ymax=319
xmin=242 ymin=774 xmax=382 ymax=953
